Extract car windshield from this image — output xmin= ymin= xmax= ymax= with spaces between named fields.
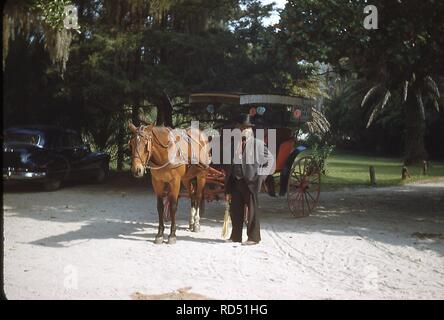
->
xmin=4 ymin=132 xmax=43 ymax=146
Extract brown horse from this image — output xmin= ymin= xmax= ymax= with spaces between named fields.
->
xmin=128 ymin=122 xmax=210 ymax=244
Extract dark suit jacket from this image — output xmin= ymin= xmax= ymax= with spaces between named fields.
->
xmin=224 ymin=137 xmax=275 ymax=196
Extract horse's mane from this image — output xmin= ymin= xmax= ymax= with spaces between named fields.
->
xmin=151 ymin=126 xmax=171 ymax=148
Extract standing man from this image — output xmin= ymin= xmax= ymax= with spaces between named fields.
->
xmin=224 ymin=114 xmax=275 ymax=245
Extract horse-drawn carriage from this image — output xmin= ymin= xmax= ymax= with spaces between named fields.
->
xmin=186 ymin=92 xmax=322 ymax=218
xmin=128 ymin=92 xmax=325 ymax=244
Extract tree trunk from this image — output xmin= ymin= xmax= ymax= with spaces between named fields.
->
xmin=404 ymin=92 xmax=427 ymax=165
xmin=154 ymin=12 xmax=173 ymax=127
xmin=156 ymin=99 xmax=173 ymax=127
xmin=116 ymin=112 xmax=125 ymax=171
xmin=132 ymin=105 xmax=140 ymax=126
xmin=164 ymin=100 xmax=173 ymax=127
xmin=156 ymin=97 xmax=164 ymax=126
xmin=131 ymin=47 xmax=141 ymax=126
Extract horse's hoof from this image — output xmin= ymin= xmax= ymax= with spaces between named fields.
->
xmin=154 ymin=236 xmax=163 ymax=244
xmin=167 ymin=237 xmax=176 ymax=245
xmin=189 ymin=224 xmax=194 ymax=231
xmin=193 ymin=224 xmax=200 ymax=232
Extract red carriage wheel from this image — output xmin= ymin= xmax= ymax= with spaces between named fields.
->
xmin=287 ymin=155 xmax=321 ymax=217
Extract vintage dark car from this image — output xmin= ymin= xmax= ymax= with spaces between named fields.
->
xmin=3 ymin=125 xmax=110 ymax=191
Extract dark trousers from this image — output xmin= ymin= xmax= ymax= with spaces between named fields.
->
xmin=229 ymin=178 xmax=261 ymax=243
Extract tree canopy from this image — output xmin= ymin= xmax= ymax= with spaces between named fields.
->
xmin=3 ymin=0 xmax=443 ymax=167
xmin=4 ymin=0 xmax=323 ymax=169
xmin=279 ymin=0 xmax=444 ymax=163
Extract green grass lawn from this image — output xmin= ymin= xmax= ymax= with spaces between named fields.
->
xmin=115 ymin=151 xmax=444 ymax=191
xmin=321 ymin=151 xmax=444 ymax=190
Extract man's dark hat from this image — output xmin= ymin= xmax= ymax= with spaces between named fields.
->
xmin=236 ymin=114 xmax=255 ymax=128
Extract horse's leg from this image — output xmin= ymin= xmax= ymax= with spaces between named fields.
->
xmin=193 ymin=174 xmax=206 ymax=233
xmin=167 ymin=178 xmax=181 ymax=244
xmin=154 ymin=196 xmax=165 ymax=244
xmin=182 ymin=177 xmax=195 ymax=231
xmin=152 ymin=179 xmax=165 ymax=244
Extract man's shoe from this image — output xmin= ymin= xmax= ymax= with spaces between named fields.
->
xmin=226 ymin=239 xmax=241 ymax=243
xmin=243 ymin=240 xmax=259 ymax=246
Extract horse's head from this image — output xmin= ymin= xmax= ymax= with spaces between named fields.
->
xmin=128 ymin=122 xmax=154 ymax=178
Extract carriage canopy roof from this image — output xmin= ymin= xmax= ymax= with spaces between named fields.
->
xmin=189 ymin=92 xmax=314 ymax=123
xmin=189 ymin=93 xmax=314 ymax=107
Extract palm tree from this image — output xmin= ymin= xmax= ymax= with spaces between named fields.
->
xmin=361 ymin=73 xmax=441 ymax=164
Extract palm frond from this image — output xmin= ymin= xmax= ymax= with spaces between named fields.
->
xmin=403 ymin=80 xmax=409 ymax=102
xmin=366 ymin=107 xmax=379 ymax=128
xmin=434 ymin=100 xmax=440 ymax=113
xmin=427 ymin=92 xmax=440 ymax=113
xmin=425 ymin=76 xmax=440 ymax=99
xmin=381 ymin=90 xmax=391 ymax=110
xmin=361 ymin=84 xmax=380 ymax=107
xmin=364 ymin=89 xmax=389 ymax=127
xmin=366 ymin=100 xmax=383 ymax=129
xmin=314 ymin=108 xmax=331 ymax=132
xmin=306 ymin=122 xmax=314 ymax=134
xmin=416 ymin=91 xmax=425 ymax=120
xmin=306 ymin=107 xmax=331 ymax=135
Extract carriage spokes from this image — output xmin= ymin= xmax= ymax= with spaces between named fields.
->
xmin=287 ymin=155 xmax=321 ymax=217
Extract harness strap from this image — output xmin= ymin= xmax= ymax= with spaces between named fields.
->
xmin=136 ymin=125 xmax=208 ymax=171
xmin=152 ymin=128 xmax=171 ymax=149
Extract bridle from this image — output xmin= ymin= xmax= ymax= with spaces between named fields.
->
xmin=131 ymin=125 xmax=153 ymax=170
xmin=131 ymin=125 xmax=182 ymax=171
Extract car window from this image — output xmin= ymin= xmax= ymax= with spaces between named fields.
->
xmin=4 ymin=132 xmax=42 ymax=146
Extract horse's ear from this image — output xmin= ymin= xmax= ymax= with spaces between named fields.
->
xmin=128 ymin=122 xmax=137 ymax=133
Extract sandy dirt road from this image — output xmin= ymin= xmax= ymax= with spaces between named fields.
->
xmin=3 ymin=175 xmax=444 ymax=299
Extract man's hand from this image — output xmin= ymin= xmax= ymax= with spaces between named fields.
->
xmin=225 ymin=194 xmax=232 ymax=202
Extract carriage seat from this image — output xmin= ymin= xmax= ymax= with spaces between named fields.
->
xmin=275 ymin=139 xmax=295 ymax=172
